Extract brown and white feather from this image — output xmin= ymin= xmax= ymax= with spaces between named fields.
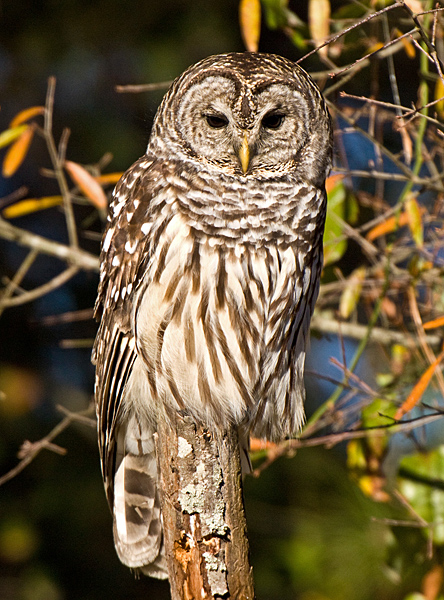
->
xmin=93 ymin=52 xmax=332 ymax=577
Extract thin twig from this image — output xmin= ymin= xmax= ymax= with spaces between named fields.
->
xmin=0 ymin=265 xmax=79 ymax=308
xmin=252 ymin=412 xmax=443 ymax=476
xmin=0 ymin=404 xmax=96 ymax=487
xmin=115 ymin=81 xmax=173 ymax=93
xmin=310 ymin=313 xmax=441 ymax=349
xmin=0 ymin=248 xmax=39 ymax=318
xmin=42 ymin=77 xmax=78 ymax=248
xmin=0 ymin=216 xmax=100 ymax=271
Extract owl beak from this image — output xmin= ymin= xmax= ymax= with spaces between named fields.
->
xmin=238 ymin=132 xmax=250 ymax=174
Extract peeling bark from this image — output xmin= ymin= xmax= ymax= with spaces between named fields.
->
xmin=155 ymin=415 xmax=255 ymax=600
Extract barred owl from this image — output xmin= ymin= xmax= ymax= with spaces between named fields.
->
xmin=93 ymin=52 xmax=332 ymax=578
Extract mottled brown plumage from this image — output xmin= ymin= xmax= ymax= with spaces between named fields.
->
xmin=93 ymin=52 xmax=332 ymax=578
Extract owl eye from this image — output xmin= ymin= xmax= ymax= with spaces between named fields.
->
xmin=206 ymin=114 xmax=229 ymax=128
xmin=262 ymin=112 xmax=285 ymax=129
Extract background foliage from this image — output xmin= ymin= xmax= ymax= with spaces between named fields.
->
xmin=1 ymin=1 xmax=444 ymax=599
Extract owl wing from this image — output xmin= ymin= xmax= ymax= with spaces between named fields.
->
xmin=92 ymin=154 xmax=168 ymax=577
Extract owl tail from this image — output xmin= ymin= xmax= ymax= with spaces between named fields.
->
xmin=112 ymin=423 xmax=168 ymax=579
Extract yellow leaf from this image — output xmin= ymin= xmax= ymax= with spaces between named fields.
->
xmin=0 ymin=124 xmax=28 ymax=150
xmin=339 ymin=266 xmax=366 ymax=319
xmin=95 ymin=172 xmax=124 ymax=185
xmin=358 ymin=475 xmax=390 ymax=502
xmin=65 ymin=160 xmax=108 ymax=210
xmin=405 ymin=194 xmax=423 ymax=248
xmin=239 ymin=0 xmax=261 ymax=52
xmin=423 ymin=316 xmax=444 ymax=330
xmin=367 ymin=42 xmax=384 ymax=54
xmin=435 ymin=78 xmax=444 ymax=119
xmin=2 ymin=196 xmax=63 ymax=219
xmin=394 ymin=27 xmax=415 ymax=59
xmin=308 ymin=0 xmax=330 ymax=58
xmin=2 ymin=125 xmax=35 ymax=178
xmin=394 ymin=352 xmax=444 ymax=420
xmin=9 ymin=106 xmax=45 ymax=128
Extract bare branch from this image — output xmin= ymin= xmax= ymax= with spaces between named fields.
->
xmin=0 ymin=265 xmax=79 ymax=308
xmin=115 ymin=81 xmax=173 ymax=93
xmin=156 ymin=415 xmax=255 ymax=600
xmin=310 ymin=313 xmax=442 ymax=349
xmin=0 ymin=216 xmax=100 ymax=271
xmin=0 ymin=404 xmax=95 ymax=487
xmin=42 ymin=77 xmax=79 ymax=248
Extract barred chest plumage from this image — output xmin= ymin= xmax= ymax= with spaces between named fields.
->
xmin=114 ymin=156 xmax=326 ymax=441
xmin=93 ymin=52 xmax=333 ymax=578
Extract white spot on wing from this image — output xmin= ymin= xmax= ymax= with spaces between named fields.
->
xmin=103 ymin=228 xmax=114 ymax=252
xmin=125 ymin=240 xmax=138 ymax=254
xmin=113 ymin=202 xmax=124 ymax=217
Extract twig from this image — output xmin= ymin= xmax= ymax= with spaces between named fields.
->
xmin=252 ymin=412 xmax=443 ymax=476
xmin=115 ymin=81 xmax=172 ymax=93
xmin=310 ymin=313 xmax=442 ymax=349
xmin=0 ymin=265 xmax=79 ymax=308
xmin=0 ymin=403 xmax=95 ymax=487
xmin=297 ymin=2 xmax=405 ymax=65
xmin=0 ymin=216 xmax=100 ymax=271
xmin=42 ymin=77 xmax=78 ymax=248
xmin=0 ymin=248 xmax=39 ymax=318
xmin=39 ymin=308 xmax=94 ymax=326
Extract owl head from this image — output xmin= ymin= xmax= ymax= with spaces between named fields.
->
xmin=149 ymin=52 xmax=332 ymax=186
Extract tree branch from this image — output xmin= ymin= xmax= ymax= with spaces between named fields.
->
xmin=0 ymin=216 xmax=100 ymax=271
xmin=156 ymin=415 xmax=255 ymax=600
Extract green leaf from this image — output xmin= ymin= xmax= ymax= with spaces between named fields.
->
xmin=323 ymin=179 xmax=347 ymax=266
xmin=0 ymin=124 xmax=28 ymax=150
xmin=399 ymin=446 xmax=444 ymax=545
xmin=260 ymin=0 xmax=289 ymax=29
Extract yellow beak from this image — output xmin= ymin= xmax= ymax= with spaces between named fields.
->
xmin=238 ymin=133 xmax=250 ymax=174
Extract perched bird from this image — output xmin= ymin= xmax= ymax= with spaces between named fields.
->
xmin=93 ymin=52 xmax=332 ymax=578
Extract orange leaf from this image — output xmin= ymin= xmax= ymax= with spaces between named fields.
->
xmin=423 ymin=316 xmax=444 ymax=330
xmin=65 ymin=160 xmax=108 ymax=210
xmin=394 ymin=352 xmax=444 ymax=420
xmin=239 ymin=0 xmax=261 ymax=52
xmin=366 ymin=204 xmax=425 ymax=242
xmin=422 ymin=564 xmax=443 ymax=600
xmin=9 ymin=106 xmax=45 ymax=128
xmin=2 ymin=196 xmax=63 ymax=219
xmin=308 ymin=0 xmax=331 ymax=58
xmin=249 ymin=438 xmax=277 ymax=452
xmin=94 ymin=172 xmax=124 ymax=185
xmin=2 ymin=125 xmax=35 ymax=178
xmin=325 ymin=173 xmax=344 ymax=194
xmin=366 ymin=214 xmax=403 ymax=241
